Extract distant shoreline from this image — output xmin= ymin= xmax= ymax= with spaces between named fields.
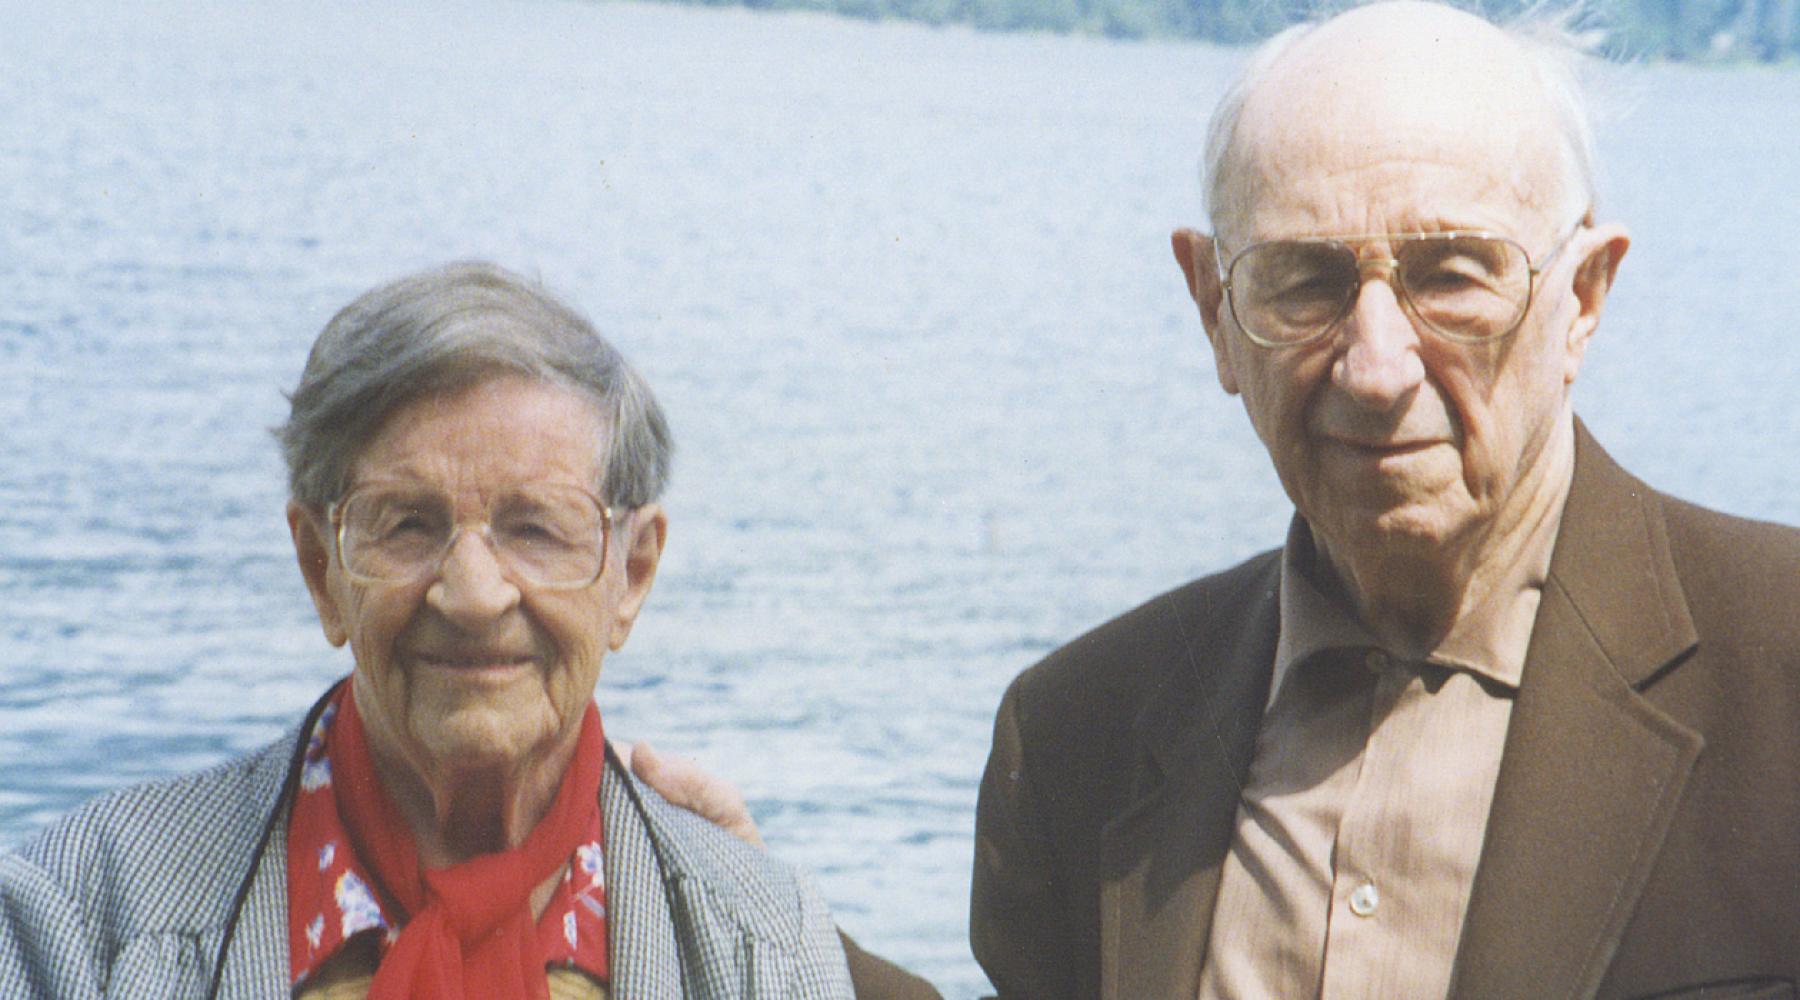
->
xmin=631 ymin=0 xmax=1800 ymax=66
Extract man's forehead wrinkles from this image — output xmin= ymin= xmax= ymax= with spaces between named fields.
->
xmin=1225 ymin=157 xmax=1553 ymax=246
xmin=1211 ymin=0 xmax=1574 ymax=241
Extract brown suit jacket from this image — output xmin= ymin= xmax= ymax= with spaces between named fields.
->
xmin=971 ymin=423 xmax=1800 ymax=1000
xmin=842 ymin=931 xmax=944 ymax=1000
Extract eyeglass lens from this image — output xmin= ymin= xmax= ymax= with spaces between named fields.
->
xmin=338 ymin=486 xmax=607 ymax=586
xmin=1232 ymin=235 xmax=1533 ymax=344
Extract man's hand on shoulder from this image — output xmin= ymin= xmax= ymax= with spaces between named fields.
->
xmin=612 ymin=740 xmax=943 ymax=999
xmin=612 ymin=739 xmax=765 ymax=849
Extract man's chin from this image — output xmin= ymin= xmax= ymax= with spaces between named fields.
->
xmin=1367 ymin=508 xmax=1467 ymax=550
xmin=1314 ymin=492 xmax=1476 ymax=562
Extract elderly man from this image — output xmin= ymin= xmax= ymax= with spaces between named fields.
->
xmin=971 ymin=3 xmax=1800 ymax=999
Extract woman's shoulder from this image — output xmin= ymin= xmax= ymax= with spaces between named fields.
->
xmin=606 ymin=765 xmax=820 ymax=923
xmin=7 ymin=732 xmax=296 ymax=937
xmin=602 ymin=763 xmax=856 ymax=997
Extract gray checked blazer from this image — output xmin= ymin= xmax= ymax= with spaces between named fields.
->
xmin=0 ymin=688 xmax=855 ymax=999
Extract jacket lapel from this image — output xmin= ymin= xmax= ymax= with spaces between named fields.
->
xmin=604 ymin=761 xmax=691 ymax=1000
xmin=1098 ymin=557 xmax=1280 ymax=1000
xmin=214 ymin=688 xmax=345 ymax=998
xmin=1449 ymin=423 xmax=1704 ymax=999
xmin=222 ymin=802 xmax=293 ymax=994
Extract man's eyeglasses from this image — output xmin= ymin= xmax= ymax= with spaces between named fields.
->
xmin=1214 ymin=224 xmax=1583 ymax=348
xmin=329 ymin=483 xmax=614 ymax=590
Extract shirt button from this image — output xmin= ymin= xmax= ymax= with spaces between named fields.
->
xmin=1349 ymin=881 xmax=1380 ymax=917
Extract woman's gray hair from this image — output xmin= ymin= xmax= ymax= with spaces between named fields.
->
xmin=277 ymin=261 xmax=672 ymax=511
xmin=1203 ymin=1 xmax=1604 ymax=233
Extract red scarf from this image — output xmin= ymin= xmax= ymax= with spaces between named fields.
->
xmin=286 ymin=684 xmax=609 ymax=998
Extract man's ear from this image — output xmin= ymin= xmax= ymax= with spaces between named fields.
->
xmin=608 ymin=504 xmax=668 ymax=651
xmin=1561 ymin=222 xmax=1630 ymax=385
xmin=1171 ymin=227 xmax=1241 ymax=395
xmin=288 ymin=501 xmax=348 ymax=647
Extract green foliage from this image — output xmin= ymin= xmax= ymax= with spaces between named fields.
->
xmin=890 ymin=0 xmax=964 ymax=25
xmin=960 ymin=0 xmax=1074 ymax=32
xmin=641 ymin=0 xmax=1800 ymax=62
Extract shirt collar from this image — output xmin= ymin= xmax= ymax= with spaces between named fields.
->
xmin=1272 ymin=473 xmax=1568 ymax=707
xmin=1271 ymin=518 xmax=1380 ymax=709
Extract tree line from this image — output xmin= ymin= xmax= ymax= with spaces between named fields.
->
xmin=657 ymin=0 xmax=1800 ymax=62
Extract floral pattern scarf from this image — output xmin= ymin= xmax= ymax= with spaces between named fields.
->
xmin=286 ymin=683 xmax=610 ymax=997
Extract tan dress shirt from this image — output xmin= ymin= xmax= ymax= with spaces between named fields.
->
xmin=1197 ymin=499 xmax=1565 ymax=999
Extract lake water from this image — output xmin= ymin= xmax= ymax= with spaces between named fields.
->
xmin=2 ymin=2 xmax=1796 ymax=995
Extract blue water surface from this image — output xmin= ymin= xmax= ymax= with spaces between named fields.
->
xmin=2 ymin=3 xmax=1797 ymax=995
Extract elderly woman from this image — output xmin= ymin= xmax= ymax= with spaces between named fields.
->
xmin=0 ymin=262 xmax=855 ymax=999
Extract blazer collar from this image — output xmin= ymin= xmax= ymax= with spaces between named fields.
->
xmin=1097 ymin=553 xmax=1281 ymax=1000
xmin=1093 ymin=422 xmax=1705 ymax=1000
xmin=603 ymin=754 xmax=694 ymax=999
xmin=1449 ymin=419 xmax=1703 ymax=999
xmin=209 ymin=747 xmax=301 ymax=997
xmin=210 ymin=685 xmax=338 ymax=999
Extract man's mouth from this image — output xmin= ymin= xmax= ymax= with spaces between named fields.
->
xmin=1323 ymin=434 xmax=1444 ymax=457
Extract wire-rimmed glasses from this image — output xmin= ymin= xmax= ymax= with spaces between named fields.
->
xmin=1214 ymin=223 xmax=1583 ymax=348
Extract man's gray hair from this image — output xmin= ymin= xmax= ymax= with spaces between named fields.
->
xmin=277 ymin=261 xmax=672 ymax=511
xmin=1203 ymin=1 xmax=1602 ymax=233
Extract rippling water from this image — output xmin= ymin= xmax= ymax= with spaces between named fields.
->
xmin=2 ymin=2 xmax=1797 ymax=994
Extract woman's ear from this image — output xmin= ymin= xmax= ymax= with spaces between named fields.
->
xmin=288 ymin=501 xmax=348 ymax=647
xmin=607 ymin=504 xmax=668 ymax=651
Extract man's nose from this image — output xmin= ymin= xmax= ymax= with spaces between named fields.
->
xmin=426 ymin=527 xmax=521 ymax=627
xmin=1331 ymin=272 xmax=1427 ymax=410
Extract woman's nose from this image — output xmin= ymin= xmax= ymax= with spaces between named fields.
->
xmin=426 ymin=527 xmax=521 ymax=626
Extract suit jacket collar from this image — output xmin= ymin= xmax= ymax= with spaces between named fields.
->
xmin=1448 ymin=420 xmax=1703 ymax=999
xmin=1097 ymin=552 xmax=1280 ymax=1000
xmin=210 ymin=726 xmax=303 ymax=998
xmin=1095 ymin=420 xmax=1704 ymax=1000
xmin=601 ymin=756 xmax=684 ymax=998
